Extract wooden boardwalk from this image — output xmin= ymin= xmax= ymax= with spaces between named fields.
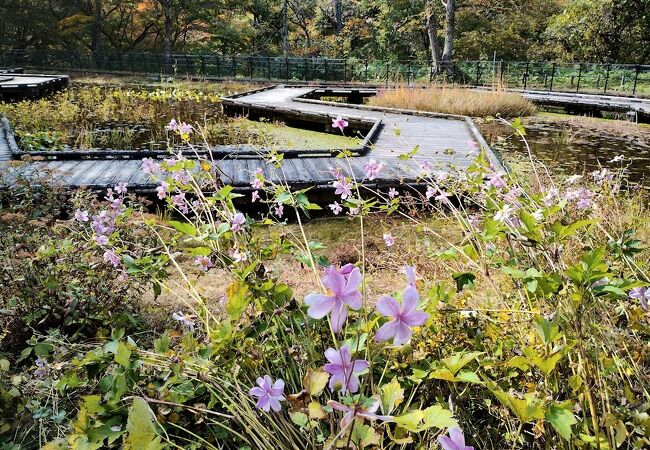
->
xmin=0 ymin=72 xmax=69 ymax=99
xmin=0 ymin=85 xmax=497 ymax=194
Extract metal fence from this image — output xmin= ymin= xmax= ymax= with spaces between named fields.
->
xmin=2 ymin=50 xmax=649 ymax=97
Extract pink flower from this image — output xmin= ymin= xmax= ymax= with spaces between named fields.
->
xmin=329 ymin=202 xmax=343 ymax=215
xmin=388 ymin=188 xmax=398 ymax=199
xmin=333 ymin=178 xmax=352 ymax=199
xmin=426 ymin=186 xmax=436 ymax=200
xmin=274 ymin=204 xmax=284 ymax=218
xmin=230 ymin=212 xmax=246 ymax=232
xmin=172 ymin=193 xmax=189 ymax=214
xmin=438 ymin=427 xmax=475 ymax=450
xmin=141 ymin=157 xmax=160 ymax=174
xmin=329 ymin=167 xmax=343 ymax=178
xmin=566 ymin=175 xmax=582 ymax=185
xmin=542 ymin=188 xmax=559 ymax=206
xmin=251 ymin=190 xmax=260 ymax=203
xmin=305 ymin=265 xmax=363 ymax=333
xmin=383 ymin=233 xmax=395 ymax=247
xmin=172 ymin=311 xmax=196 ymax=331
xmin=435 ymin=190 xmax=452 ymax=204
xmin=467 ymin=140 xmax=479 ymax=149
xmin=195 ymin=256 xmax=213 ymax=272
xmin=494 ymin=204 xmax=514 ymax=223
xmin=94 ymin=234 xmax=109 ymax=246
xmin=375 ymin=285 xmax=429 ymax=345
xmin=230 ymin=248 xmax=247 ymax=263
xmin=166 ymin=119 xmax=179 ymax=131
xmin=403 ymin=265 xmax=417 ymax=287
xmin=249 ymin=375 xmax=285 ymax=412
xmin=156 ymin=181 xmax=169 ymax=200
xmin=103 ymin=249 xmax=120 ymax=267
xmin=486 ymin=172 xmax=507 ymax=189
xmin=323 ymin=344 xmax=368 ymax=394
xmin=629 ymin=287 xmax=649 ymax=310
xmin=364 ymin=159 xmax=384 ymax=181
xmin=179 ymin=122 xmax=193 ymax=135
xmin=115 ymin=181 xmax=128 ymax=195
xmin=332 ymin=115 xmax=348 ymax=133
xmin=74 ymin=209 xmax=89 ymax=222
xmin=327 ymin=397 xmax=393 ymax=430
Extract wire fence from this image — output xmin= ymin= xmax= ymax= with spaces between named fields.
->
xmin=2 ymin=50 xmax=649 ymax=98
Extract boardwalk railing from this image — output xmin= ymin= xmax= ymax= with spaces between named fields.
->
xmin=2 ymin=50 xmax=649 ymax=98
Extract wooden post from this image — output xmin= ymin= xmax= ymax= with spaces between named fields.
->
xmin=324 ymin=58 xmax=329 ymax=82
xmin=475 ymin=61 xmax=481 ymax=86
xmin=343 ymin=60 xmax=347 ymax=84
xmin=248 ymin=56 xmax=253 ymax=79
xmin=232 ymin=56 xmax=237 ymax=79
xmin=216 ymin=56 xmax=221 ymax=79
xmin=452 ymin=61 xmax=456 ymax=86
xmin=603 ymin=64 xmax=611 ymax=94
xmin=576 ymin=63 xmax=582 ymax=92
xmin=199 ymin=56 xmax=205 ymax=76
xmin=549 ymin=63 xmax=556 ymax=91
xmin=304 ymin=58 xmax=308 ymax=81
xmin=267 ymin=57 xmax=271 ymax=80
xmin=632 ymin=65 xmax=641 ymax=96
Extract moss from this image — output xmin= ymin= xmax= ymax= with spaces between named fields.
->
xmin=245 ymin=120 xmax=361 ymax=149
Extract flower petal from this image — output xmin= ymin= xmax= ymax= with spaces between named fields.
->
xmin=256 ymin=395 xmax=271 ymax=412
xmin=437 ymin=435 xmax=459 ymax=450
xmin=376 ymin=296 xmax=400 ymax=318
xmin=351 ymin=359 xmax=369 ymax=373
xmin=340 ymin=411 xmax=355 ymax=430
xmin=374 ymin=320 xmax=398 ymax=342
xmin=403 ymin=310 xmax=429 ymax=327
xmin=324 ymin=266 xmax=346 ymax=295
xmin=449 ymin=427 xmax=465 ymax=446
xmin=324 ymin=347 xmax=343 ymax=366
xmin=401 ymin=285 xmax=420 ymax=313
xmin=330 ymin=302 xmax=348 ymax=333
xmin=249 ymin=387 xmax=265 ymax=397
xmin=305 ymin=294 xmax=335 ymax=319
xmin=393 ymin=322 xmax=413 ymax=345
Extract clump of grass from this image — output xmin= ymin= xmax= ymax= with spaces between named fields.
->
xmin=369 ymin=87 xmax=537 ymax=117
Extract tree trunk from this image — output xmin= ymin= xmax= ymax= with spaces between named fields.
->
xmin=91 ymin=0 xmax=101 ymax=54
xmin=441 ymin=0 xmax=456 ymax=62
xmin=334 ymin=0 xmax=343 ymax=33
xmin=426 ymin=1 xmax=442 ymax=72
xmin=162 ymin=0 xmax=173 ymax=68
xmin=281 ymin=0 xmax=289 ymax=55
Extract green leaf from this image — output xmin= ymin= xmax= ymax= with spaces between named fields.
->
xmin=289 ymin=411 xmax=308 ymax=428
xmin=394 ymin=405 xmax=456 ymax=433
xmin=452 ymin=272 xmax=476 ymax=292
xmin=442 ymin=351 xmax=484 ymax=375
xmin=124 ymin=398 xmax=164 ymax=450
xmin=546 ymin=405 xmax=576 ymax=441
xmin=114 ymin=342 xmax=131 ymax=368
xmin=380 ymin=378 xmax=404 ymax=415
xmin=169 ymin=220 xmax=197 ymax=236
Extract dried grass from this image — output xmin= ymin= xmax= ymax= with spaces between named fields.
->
xmin=369 ymin=87 xmax=537 ymax=117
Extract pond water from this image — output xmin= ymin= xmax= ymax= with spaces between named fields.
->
xmin=480 ymin=118 xmax=650 ymax=189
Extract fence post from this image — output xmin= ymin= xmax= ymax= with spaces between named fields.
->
xmin=549 ymin=63 xmax=556 ymax=91
xmin=343 ymin=60 xmax=347 ymax=84
xmin=285 ymin=57 xmax=289 ymax=81
xmin=632 ymin=65 xmax=641 ymax=96
xmin=267 ymin=57 xmax=271 ymax=80
xmin=523 ymin=61 xmax=529 ymax=89
xmin=248 ymin=56 xmax=253 ymax=79
xmin=576 ymin=63 xmax=582 ymax=92
xmin=324 ymin=58 xmax=329 ymax=82
xmin=385 ymin=61 xmax=389 ymax=87
xmin=364 ymin=59 xmax=368 ymax=84
xmin=475 ymin=61 xmax=481 ymax=87
xmin=407 ymin=60 xmax=411 ymax=85
xmin=603 ymin=63 xmax=611 ymax=94
xmin=232 ymin=56 xmax=236 ymax=78
xmin=304 ymin=58 xmax=308 ymax=81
